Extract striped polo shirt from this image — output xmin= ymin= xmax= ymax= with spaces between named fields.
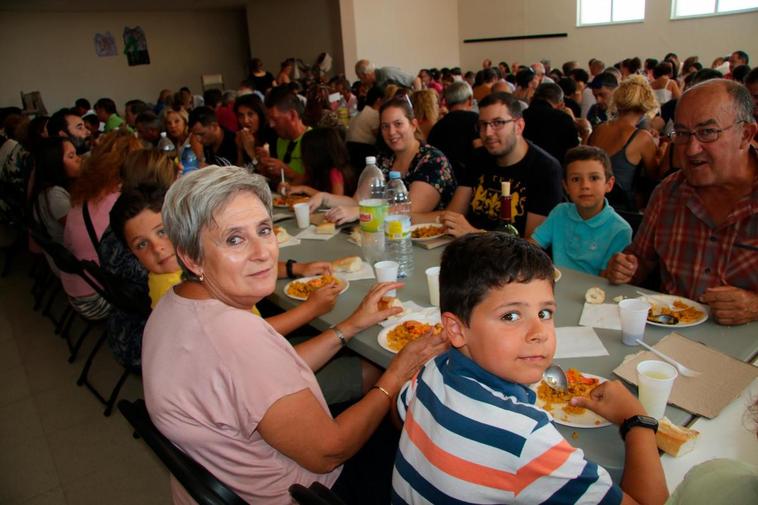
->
xmin=392 ymin=349 xmax=623 ymax=504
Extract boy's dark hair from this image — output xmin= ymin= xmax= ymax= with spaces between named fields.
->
xmin=188 ymin=106 xmax=218 ymax=129
xmin=478 ymin=92 xmax=524 ymax=119
xmin=109 ymin=185 xmax=167 ymax=247
xmin=82 ymin=114 xmax=99 ymax=127
xmin=732 ymin=64 xmax=751 ymax=83
xmin=94 ymin=98 xmax=117 ymax=114
xmin=75 ymin=98 xmax=91 ymax=110
xmin=570 ymin=68 xmax=590 ymax=85
xmin=203 ymin=88 xmax=223 ymax=108
xmin=564 ymin=145 xmax=613 ymax=179
xmin=440 ymin=234 xmax=554 ymax=325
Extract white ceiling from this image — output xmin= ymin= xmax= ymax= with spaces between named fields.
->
xmin=0 ymin=0 xmax=248 ymax=11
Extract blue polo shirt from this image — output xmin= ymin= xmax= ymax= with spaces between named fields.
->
xmin=532 ymin=200 xmax=632 ymax=275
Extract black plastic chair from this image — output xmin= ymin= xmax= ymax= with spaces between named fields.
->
xmin=289 ymin=482 xmax=347 ymax=505
xmin=118 ymin=399 xmax=246 ymax=505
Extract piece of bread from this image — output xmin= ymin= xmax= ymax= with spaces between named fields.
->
xmin=274 ymin=226 xmax=290 ymax=244
xmin=655 ymin=417 xmax=699 ymax=457
xmin=378 ymin=296 xmax=404 ymax=313
xmin=316 ymin=222 xmax=336 ymax=234
xmin=585 ymin=286 xmax=606 ymax=304
xmin=332 ymin=256 xmax=362 ymax=273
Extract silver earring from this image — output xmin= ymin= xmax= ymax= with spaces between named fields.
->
xmin=199 ymin=273 xmax=205 ymax=282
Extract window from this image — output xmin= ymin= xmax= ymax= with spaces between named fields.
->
xmin=672 ymin=0 xmax=758 ymax=18
xmin=577 ymin=0 xmax=646 ymax=26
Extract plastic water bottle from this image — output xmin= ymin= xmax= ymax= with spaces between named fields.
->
xmin=384 ymin=171 xmax=414 ymax=278
xmin=355 ymin=156 xmax=386 ymax=201
xmin=180 ymin=143 xmax=199 ymax=174
xmin=157 ymin=132 xmax=176 ymax=157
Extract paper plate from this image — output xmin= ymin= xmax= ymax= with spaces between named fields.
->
xmin=531 ymin=373 xmax=611 ymax=428
xmin=283 ymin=276 xmax=349 ymax=301
xmin=410 ymin=223 xmax=445 ymax=241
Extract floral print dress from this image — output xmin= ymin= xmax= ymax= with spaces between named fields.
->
xmin=376 ymin=144 xmax=456 ymax=210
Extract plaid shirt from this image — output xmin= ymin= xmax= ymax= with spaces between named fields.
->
xmin=627 ymin=168 xmax=758 ymax=300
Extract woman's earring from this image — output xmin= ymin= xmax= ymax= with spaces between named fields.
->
xmin=199 ymin=273 xmax=205 ymax=282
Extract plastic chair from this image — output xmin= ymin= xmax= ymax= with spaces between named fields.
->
xmin=201 ymin=73 xmax=224 ymax=91
xmin=289 ymin=482 xmax=347 ymax=505
xmin=118 ymin=399 xmax=246 ymax=505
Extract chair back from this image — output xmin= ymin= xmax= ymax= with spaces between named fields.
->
xmin=201 ymin=74 xmax=224 ymax=91
xmin=118 ymin=399 xmax=246 ymax=505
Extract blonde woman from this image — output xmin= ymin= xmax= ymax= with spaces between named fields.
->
xmin=163 ymin=108 xmax=203 ymax=164
xmin=410 ymin=89 xmax=440 ymax=141
xmin=588 ymin=75 xmax=661 ymax=210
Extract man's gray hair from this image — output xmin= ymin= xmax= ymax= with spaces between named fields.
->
xmin=444 ymin=81 xmax=473 ymax=106
xmin=355 ymin=59 xmax=375 ymax=76
xmin=685 ymin=78 xmax=755 ymax=124
xmin=162 ymin=165 xmax=272 ymax=280
xmin=533 ymin=82 xmax=564 ymax=105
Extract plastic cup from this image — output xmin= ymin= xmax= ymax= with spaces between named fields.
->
xmin=374 ymin=261 xmax=399 ymax=297
xmin=619 ymin=299 xmax=651 ymax=346
xmin=293 ymin=202 xmax=310 ymax=229
xmin=425 ymin=266 xmax=441 ymax=307
xmin=636 ymin=360 xmax=678 ymax=419
xmin=358 ymin=199 xmax=387 ymax=233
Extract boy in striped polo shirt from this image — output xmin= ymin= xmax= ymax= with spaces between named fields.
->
xmin=392 ymin=234 xmax=667 ymax=504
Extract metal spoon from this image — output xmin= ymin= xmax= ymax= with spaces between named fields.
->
xmin=647 ymin=313 xmax=679 ymax=325
xmin=543 ymin=364 xmax=569 ymax=392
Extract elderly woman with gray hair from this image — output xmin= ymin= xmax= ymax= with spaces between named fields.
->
xmin=142 ymin=165 xmax=446 ymax=504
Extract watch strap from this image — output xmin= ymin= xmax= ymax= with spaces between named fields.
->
xmin=286 ymin=259 xmax=297 ymax=279
xmin=619 ymin=415 xmax=658 ymax=441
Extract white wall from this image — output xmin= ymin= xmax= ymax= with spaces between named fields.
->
xmin=0 ymin=10 xmax=249 ymax=112
xmin=458 ymin=0 xmax=758 ymax=73
xmin=246 ymin=0 xmax=344 ymax=80
xmin=342 ymin=0 xmax=460 ymax=82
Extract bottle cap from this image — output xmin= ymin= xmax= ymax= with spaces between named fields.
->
xmin=160 ymin=132 xmax=167 ymax=138
xmin=365 ymin=156 xmax=377 ymax=165
xmin=389 ymin=171 xmax=401 ymax=179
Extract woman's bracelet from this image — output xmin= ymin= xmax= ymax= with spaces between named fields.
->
xmin=331 ymin=325 xmax=347 ymax=347
xmin=371 ymin=385 xmax=392 ymax=402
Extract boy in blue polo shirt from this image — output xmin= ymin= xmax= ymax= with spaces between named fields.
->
xmin=531 ymin=146 xmax=632 ymax=275
xmin=392 ymin=234 xmax=667 ymax=504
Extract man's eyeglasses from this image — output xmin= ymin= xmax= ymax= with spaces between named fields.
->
xmin=476 ymin=118 xmax=515 ymax=132
xmin=670 ymin=121 xmax=745 ymax=145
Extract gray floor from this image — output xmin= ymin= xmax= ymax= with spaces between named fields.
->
xmin=0 ymin=254 xmax=171 ymax=505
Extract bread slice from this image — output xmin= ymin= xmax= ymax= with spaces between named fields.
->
xmin=378 ymin=296 xmax=404 ymax=313
xmin=656 ymin=417 xmax=699 ymax=457
xmin=316 ymin=222 xmax=336 ymax=234
xmin=332 ymin=256 xmax=362 ymax=273
xmin=274 ymin=226 xmax=290 ymax=244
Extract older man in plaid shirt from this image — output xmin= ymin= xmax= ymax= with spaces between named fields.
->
xmin=605 ymin=79 xmax=758 ymax=326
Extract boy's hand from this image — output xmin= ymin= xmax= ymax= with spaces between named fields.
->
xmin=603 ymin=253 xmax=639 ymax=285
xmin=569 ymin=380 xmax=647 ymax=426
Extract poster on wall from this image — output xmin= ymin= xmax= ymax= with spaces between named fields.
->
xmin=94 ymin=32 xmax=117 ymax=57
xmin=123 ymin=26 xmax=150 ymax=66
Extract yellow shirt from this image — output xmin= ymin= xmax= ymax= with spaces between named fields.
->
xmin=148 ymin=271 xmax=261 ymax=316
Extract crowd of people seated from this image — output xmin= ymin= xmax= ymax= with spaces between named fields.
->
xmin=0 ymin=49 xmax=756 ymax=504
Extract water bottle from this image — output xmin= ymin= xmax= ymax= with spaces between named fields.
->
xmin=180 ymin=143 xmax=199 ymax=174
xmin=384 ymin=171 xmax=414 ymax=278
xmin=157 ymin=132 xmax=176 ymax=157
xmin=355 ymin=156 xmax=386 ymax=201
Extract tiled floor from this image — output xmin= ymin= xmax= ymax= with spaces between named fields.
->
xmin=0 ymin=254 xmax=171 ymax=505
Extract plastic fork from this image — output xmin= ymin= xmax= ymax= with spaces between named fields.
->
xmin=635 ymin=339 xmax=702 ymax=378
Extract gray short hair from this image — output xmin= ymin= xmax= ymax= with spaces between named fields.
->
xmin=444 ymin=81 xmax=473 ymax=106
xmin=355 ymin=59 xmax=375 ymax=76
xmin=684 ymin=79 xmax=755 ymax=124
xmin=162 ymin=165 xmax=272 ymax=280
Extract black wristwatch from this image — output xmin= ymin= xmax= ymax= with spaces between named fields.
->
xmin=619 ymin=415 xmax=658 ymax=441
xmin=286 ymin=259 xmax=298 ymax=279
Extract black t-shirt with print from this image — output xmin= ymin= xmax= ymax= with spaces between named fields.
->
xmin=204 ymin=127 xmax=238 ymax=166
xmin=461 ymin=142 xmax=564 ymax=235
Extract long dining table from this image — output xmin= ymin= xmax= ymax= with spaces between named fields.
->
xmin=268 ymin=213 xmax=758 ymax=482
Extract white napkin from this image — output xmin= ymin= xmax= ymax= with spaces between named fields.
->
xmin=295 ymin=225 xmax=339 ymax=240
xmin=379 ymin=302 xmax=441 ymax=327
xmin=555 ymin=326 xmax=609 ymax=359
xmin=578 ymin=303 xmax=622 ymax=330
xmin=338 ymin=260 xmax=376 ymax=281
xmin=278 ymin=238 xmax=302 ymax=248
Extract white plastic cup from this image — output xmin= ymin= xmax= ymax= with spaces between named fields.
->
xmin=636 ymin=360 xmax=678 ymax=419
xmin=293 ymin=202 xmax=310 ymax=229
xmin=374 ymin=261 xmax=399 ymax=297
xmin=619 ymin=299 xmax=651 ymax=346
xmin=425 ymin=266 xmax=441 ymax=307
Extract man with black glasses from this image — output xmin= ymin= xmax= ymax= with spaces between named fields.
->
xmin=439 ymin=92 xmax=563 ymax=238
xmin=605 ymin=79 xmax=758 ymax=325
